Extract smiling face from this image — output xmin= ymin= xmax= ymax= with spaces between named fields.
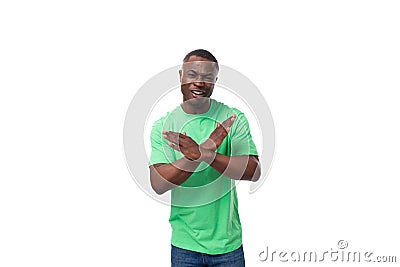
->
xmin=179 ymin=56 xmax=218 ymax=113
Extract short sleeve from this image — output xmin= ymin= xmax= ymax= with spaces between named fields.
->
xmin=148 ymin=118 xmax=175 ymax=166
xmin=229 ymin=110 xmax=258 ymax=156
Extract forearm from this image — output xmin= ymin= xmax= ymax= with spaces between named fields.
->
xmin=149 ymin=157 xmax=201 ymax=194
xmin=208 ymin=153 xmax=261 ymax=181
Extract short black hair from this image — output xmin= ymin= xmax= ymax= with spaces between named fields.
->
xmin=183 ymin=49 xmax=219 ymax=70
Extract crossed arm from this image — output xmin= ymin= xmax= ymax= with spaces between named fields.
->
xmin=149 ymin=115 xmax=261 ymax=195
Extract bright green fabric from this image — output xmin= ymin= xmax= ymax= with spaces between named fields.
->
xmin=149 ymin=99 xmax=258 ymax=254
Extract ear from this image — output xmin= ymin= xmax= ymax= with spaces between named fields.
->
xmin=179 ymin=69 xmax=182 ymax=81
xmin=215 ymin=76 xmax=218 ymax=83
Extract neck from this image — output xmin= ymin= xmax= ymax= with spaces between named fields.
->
xmin=181 ymin=98 xmax=211 ymax=114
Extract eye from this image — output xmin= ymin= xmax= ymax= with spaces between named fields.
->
xmin=204 ymin=76 xmax=214 ymax=82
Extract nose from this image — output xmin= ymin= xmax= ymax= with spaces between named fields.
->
xmin=193 ymin=81 xmax=205 ymax=87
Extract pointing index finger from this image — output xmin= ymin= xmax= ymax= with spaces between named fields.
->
xmin=221 ymin=114 xmax=237 ymax=130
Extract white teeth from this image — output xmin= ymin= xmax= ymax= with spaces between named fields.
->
xmin=192 ymin=90 xmax=204 ymax=95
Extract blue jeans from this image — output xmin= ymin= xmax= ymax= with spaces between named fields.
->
xmin=171 ymin=244 xmax=245 ymax=267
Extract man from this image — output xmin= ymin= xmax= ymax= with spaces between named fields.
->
xmin=149 ymin=49 xmax=260 ymax=266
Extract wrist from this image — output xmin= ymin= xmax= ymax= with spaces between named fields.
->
xmin=199 ymin=149 xmax=216 ymax=164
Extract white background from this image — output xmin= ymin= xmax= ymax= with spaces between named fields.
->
xmin=1 ymin=1 xmax=399 ymax=266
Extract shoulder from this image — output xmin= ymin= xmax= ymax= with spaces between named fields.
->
xmin=212 ymin=99 xmax=245 ymax=118
xmin=211 ymin=100 xmax=252 ymax=135
xmin=151 ymin=105 xmax=181 ymax=129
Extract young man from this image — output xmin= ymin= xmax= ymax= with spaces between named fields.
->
xmin=149 ymin=49 xmax=260 ymax=266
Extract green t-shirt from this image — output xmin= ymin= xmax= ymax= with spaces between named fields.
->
xmin=149 ymin=99 xmax=258 ymax=255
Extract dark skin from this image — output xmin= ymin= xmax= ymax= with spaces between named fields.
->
xmin=179 ymin=56 xmax=217 ymax=114
xmin=149 ymin=56 xmax=261 ymax=195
